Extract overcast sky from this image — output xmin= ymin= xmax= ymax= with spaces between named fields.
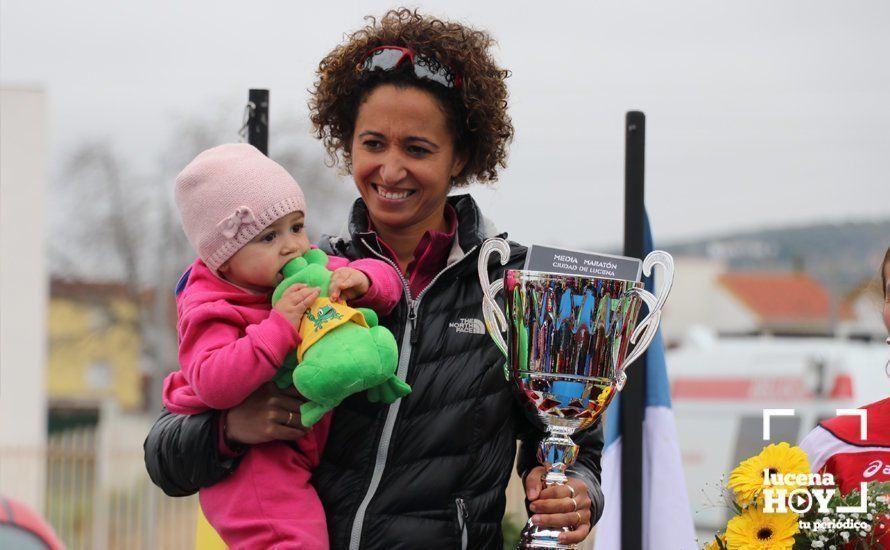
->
xmin=2 ymin=0 xmax=888 ymax=249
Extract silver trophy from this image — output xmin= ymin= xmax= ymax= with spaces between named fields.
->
xmin=477 ymin=238 xmax=673 ymax=549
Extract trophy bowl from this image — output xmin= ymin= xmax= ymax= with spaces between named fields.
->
xmin=478 ymin=238 xmax=673 ymax=549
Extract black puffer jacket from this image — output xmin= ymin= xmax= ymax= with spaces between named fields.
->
xmin=145 ymin=194 xmax=604 ymax=549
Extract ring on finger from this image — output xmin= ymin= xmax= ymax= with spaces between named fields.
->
xmin=569 ymin=497 xmax=578 ymax=512
xmin=287 ymin=411 xmax=295 ymax=426
xmin=574 ymin=511 xmax=582 ymax=528
xmin=566 ymin=484 xmax=575 ymax=499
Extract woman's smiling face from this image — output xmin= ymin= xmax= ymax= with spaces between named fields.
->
xmin=350 ymin=84 xmax=466 ymax=233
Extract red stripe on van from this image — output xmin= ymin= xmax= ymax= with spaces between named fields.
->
xmin=672 ymin=377 xmax=810 ymax=400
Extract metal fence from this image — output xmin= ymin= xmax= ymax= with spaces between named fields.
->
xmin=41 ymin=425 xmax=596 ymax=550
xmin=45 ymin=426 xmax=197 ymax=550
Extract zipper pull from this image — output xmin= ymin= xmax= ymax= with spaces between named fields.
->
xmin=456 ymin=497 xmax=468 ymax=520
xmin=408 ymin=300 xmax=420 ymax=344
xmin=456 ymin=497 xmax=468 ymax=550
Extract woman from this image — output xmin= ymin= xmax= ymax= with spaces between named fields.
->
xmin=799 ymin=247 xmax=890 ymax=547
xmin=145 ymin=9 xmax=604 ymax=548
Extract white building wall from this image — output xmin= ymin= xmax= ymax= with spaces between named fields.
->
xmin=838 ymin=292 xmax=885 ymax=339
xmin=710 ymin=287 xmax=759 ymax=335
xmin=660 ymin=257 xmax=722 ymax=342
xmin=0 ymin=87 xmax=48 ymax=511
xmin=660 ymin=257 xmax=757 ymax=341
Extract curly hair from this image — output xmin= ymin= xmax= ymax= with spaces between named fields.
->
xmin=309 ymin=8 xmax=513 ymax=186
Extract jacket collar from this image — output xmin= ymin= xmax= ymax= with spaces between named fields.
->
xmin=340 ymin=194 xmax=504 ymax=256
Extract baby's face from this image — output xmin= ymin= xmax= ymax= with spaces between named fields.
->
xmin=219 ymin=211 xmax=310 ymax=292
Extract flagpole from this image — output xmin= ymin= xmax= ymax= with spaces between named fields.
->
xmin=621 ymin=110 xmax=646 ymax=549
xmin=247 ymin=89 xmax=269 ymax=155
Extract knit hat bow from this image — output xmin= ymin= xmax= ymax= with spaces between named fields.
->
xmin=217 ymin=206 xmax=256 ymax=239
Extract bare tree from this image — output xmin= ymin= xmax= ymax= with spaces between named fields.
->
xmin=270 ymin=115 xmax=358 ymax=243
xmin=52 ymin=141 xmax=183 ymax=411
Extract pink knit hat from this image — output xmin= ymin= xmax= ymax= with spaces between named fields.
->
xmin=175 ymin=143 xmax=306 ymax=272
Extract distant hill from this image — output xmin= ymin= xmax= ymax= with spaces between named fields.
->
xmin=650 ymin=220 xmax=889 ymax=296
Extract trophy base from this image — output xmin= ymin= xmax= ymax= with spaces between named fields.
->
xmin=518 ymin=519 xmax=576 ymax=549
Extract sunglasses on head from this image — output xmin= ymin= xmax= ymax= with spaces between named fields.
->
xmin=358 ymin=46 xmax=462 ymax=89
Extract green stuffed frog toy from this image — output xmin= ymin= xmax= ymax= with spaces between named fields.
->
xmin=270 ymin=248 xmax=410 ymax=427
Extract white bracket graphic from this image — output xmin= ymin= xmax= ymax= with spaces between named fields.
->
xmin=836 ymin=482 xmax=868 ymax=513
xmin=762 ymin=409 xmax=795 ymax=440
xmin=835 ymin=409 xmax=867 ymax=441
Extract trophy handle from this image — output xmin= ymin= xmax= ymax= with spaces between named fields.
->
xmin=618 ymin=251 xmax=674 ymax=388
xmin=478 ymin=238 xmax=510 ymax=358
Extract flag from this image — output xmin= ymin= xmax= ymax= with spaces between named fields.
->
xmin=594 ymin=212 xmax=696 ymax=550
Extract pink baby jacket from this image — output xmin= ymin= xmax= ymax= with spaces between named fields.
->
xmin=163 ymin=255 xmax=403 ymax=414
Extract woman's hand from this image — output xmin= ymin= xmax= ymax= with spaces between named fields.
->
xmin=224 ymin=382 xmax=309 ymax=446
xmin=524 ymin=466 xmax=593 ymax=546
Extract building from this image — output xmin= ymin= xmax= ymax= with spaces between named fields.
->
xmin=0 ymin=86 xmax=48 ymax=512
xmin=837 ymin=276 xmax=886 ymax=341
xmin=716 ymin=271 xmax=833 ymax=336
xmin=47 ymin=280 xmax=145 ymax=416
xmin=660 ymin=257 xmax=838 ymax=343
xmin=659 ymin=257 xmax=733 ymax=343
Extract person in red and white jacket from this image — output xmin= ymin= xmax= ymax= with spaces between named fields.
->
xmin=800 ymin=397 xmax=890 ymax=546
xmin=800 ymin=247 xmax=890 ymax=547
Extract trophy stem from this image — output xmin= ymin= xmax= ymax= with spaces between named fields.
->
xmin=518 ymin=428 xmax=580 ymax=550
xmin=540 ymin=428 xmax=579 ymax=485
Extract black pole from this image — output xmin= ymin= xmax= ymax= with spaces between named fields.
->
xmin=621 ymin=111 xmax=646 ymax=550
xmin=247 ymin=89 xmax=269 ymax=155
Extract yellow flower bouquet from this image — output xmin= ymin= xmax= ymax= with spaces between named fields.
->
xmin=702 ymin=443 xmax=889 ymax=549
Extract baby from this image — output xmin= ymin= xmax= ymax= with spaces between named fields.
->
xmin=162 ymin=143 xmax=402 ymax=548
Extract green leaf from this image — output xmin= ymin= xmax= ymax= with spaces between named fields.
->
xmin=730 ymin=499 xmax=743 ymax=514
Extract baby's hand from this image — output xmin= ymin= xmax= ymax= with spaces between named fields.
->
xmin=329 ymin=268 xmax=370 ymax=303
xmin=274 ymin=284 xmax=320 ymax=330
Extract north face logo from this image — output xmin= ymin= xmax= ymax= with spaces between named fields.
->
xmin=449 ymin=318 xmax=486 ymax=335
